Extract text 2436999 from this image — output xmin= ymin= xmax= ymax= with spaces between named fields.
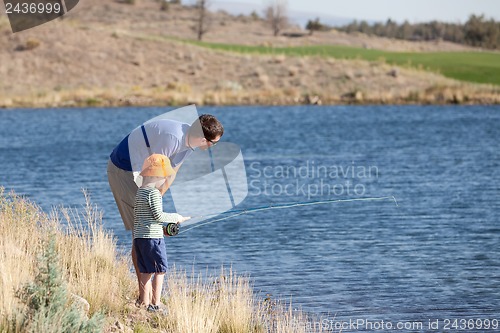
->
xmin=5 ymin=1 xmax=62 ymax=14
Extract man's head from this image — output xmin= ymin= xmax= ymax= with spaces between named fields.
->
xmin=188 ymin=114 xmax=224 ymax=150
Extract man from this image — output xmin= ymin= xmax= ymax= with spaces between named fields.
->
xmin=107 ymin=113 xmax=224 ymax=284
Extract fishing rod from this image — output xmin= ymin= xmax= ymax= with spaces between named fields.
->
xmin=176 ymin=195 xmax=398 ymax=235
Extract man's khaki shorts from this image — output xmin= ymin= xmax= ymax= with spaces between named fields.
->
xmin=107 ymin=159 xmax=138 ymax=231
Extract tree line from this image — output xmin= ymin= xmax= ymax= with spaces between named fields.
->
xmin=333 ymin=15 xmax=500 ymax=50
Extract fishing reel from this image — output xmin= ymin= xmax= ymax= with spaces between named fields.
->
xmin=163 ymin=223 xmax=180 ymax=236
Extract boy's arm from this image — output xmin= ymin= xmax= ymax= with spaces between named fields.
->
xmin=148 ymin=190 xmax=182 ymax=223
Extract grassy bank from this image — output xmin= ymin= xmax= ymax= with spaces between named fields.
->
xmin=2 ymin=83 xmax=498 ymax=108
xmin=184 ymin=41 xmax=500 ymax=86
xmin=0 ymin=189 xmax=325 ymax=333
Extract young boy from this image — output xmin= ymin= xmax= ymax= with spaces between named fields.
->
xmin=133 ymin=154 xmax=190 ymax=312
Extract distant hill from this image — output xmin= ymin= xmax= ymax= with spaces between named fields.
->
xmin=0 ymin=0 xmax=498 ymax=108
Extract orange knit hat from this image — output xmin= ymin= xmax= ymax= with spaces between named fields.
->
xmin=140 ymin=154 xmax=175 ymax=178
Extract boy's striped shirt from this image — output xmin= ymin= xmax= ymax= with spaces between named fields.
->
xmin=133 ymin=187 xmax=181 ymax=239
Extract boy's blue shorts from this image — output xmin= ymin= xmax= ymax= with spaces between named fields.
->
xmin=134 ymin=238 xmax=168 ymax=273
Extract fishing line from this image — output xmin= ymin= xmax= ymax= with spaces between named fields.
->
xmin=178 ymin=195 xmax=398 ymax=234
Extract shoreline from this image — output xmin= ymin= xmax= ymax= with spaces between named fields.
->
xmin=2 ymin=87 xmax=499 ymax=109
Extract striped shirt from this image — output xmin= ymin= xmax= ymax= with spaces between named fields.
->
xmin=133 ymin=187 xmax=181 ymax=239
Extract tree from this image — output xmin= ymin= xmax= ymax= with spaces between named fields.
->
xmin=250 ymin=10 xmax=260 ymax=21
xmin=384 ymin=18 xmax=398 ymax=38
xmin=335 ymin=14 xmax=499 ymax=49
xmin=306 ymin=18 xmax=322 ymax=35
xmin=400 ymin=20 xmax=413 ymax=40
xmin=193 ymin=0 xmax=211 ymax=41
xmin=265 ymin=0 xmax=288 ymax=37
xmin=359 ymin=20 xmax=370 ymax=34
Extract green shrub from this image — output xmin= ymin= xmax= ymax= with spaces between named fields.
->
xmin=15 ymin=236 xmax=104 ymax=333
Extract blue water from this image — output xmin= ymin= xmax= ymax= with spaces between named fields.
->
xmin=1 ymin=105 xmax=499 ymax=331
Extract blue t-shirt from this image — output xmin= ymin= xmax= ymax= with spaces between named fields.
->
xmin=110 ymin=119 xmax=193 ymax=171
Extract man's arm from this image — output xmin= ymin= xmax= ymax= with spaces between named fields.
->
xmin=159 ymin=163 xmax=182 ymax=195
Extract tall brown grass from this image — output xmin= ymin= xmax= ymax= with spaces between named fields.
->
xmin=0 ymin=188 xmax=326 ymax=332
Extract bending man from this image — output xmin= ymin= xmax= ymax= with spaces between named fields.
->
xmin=107 ymin=113 xmax=224 ymax=284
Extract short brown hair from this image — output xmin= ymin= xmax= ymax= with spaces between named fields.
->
xmin=190 ymin=114 xmax=224 ymax=140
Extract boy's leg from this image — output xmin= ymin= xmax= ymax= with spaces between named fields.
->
xmin=139 ymin=273 xmax=153 ymax=306
xmin=151 ymin=273 xmax=165 ymax=306
xmin=151 ymin=238 xmax=168 ymax=306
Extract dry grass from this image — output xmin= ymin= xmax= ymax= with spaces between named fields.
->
xmin=158 ymin=268 xmax=258 ymax=333
xmin=0 ymin=189 xmax=48 ymax=320
xmin=0 ymin=188 xmax=327 ymax=332
xmin=1 ymin=81 xmax=498 ymax=108
xmin=54 ymin=191 xmax=135 ymax=315
xmin=156 ymin=267 xmax=328 ymax=333
xmin=0 ymin=188 xmax=135 ymax=331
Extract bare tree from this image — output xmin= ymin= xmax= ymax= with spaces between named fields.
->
xmin=193 ymin=0 xmax=211 ymax=41
xmin=265 ymin=0 xmax=288 ymax=36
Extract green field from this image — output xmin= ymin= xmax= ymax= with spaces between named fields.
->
xmin=187 ymin=41 xmax=500 ymax=86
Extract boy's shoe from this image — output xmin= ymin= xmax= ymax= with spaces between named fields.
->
xmin=146 ymin=304 xmax=158 ymax=312
xmin=135 ymin=298 xmax=143 ymax=308
xmin=147 ymin=304 xmax=167 ymax=315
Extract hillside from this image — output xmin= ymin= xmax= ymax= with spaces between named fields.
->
xmin=0 ymin=0 xmax=498 ymax=107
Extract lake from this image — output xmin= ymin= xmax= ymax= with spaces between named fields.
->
xmin=1 ymin=105 xmax=499 ymax=331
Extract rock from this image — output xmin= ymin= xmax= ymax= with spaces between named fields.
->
xmin=115 ymin=320 xmax=124 ymax=331
xmin=258 ymin=74 xmax=269 ymax=85
xmin=0 ymin=98 xmax=13 ymax=107
xmin=175 ymin=51 xmax=184 ymax=60
xmin=70 ymin=293 xmax=90 ymax=316
xmin=271 ymin=55 xmax=286 ymax=64
xmin=288 ymin=66 xmax=298 ymax=77
xmin=131 ymin=53 xmax=143 ymax=67
xmin=452 ymin=91 xmax=464 ymax=104
xmin=253 ymin=67 xmax=265 ymax=77
xmin=344 ymin=71 xmax=354 ymax=80
xmin=216 ymin=80 xmax=243 ymax=92
xmin=387 ymin=68 xmax=399 ymax=78
xmin=305 ymin=95 xmax=322 ymax=105
xmin=341 ymin=90 xmax=363 ymax=102
xmin=354 ymin=90 xmax=363 ymax=101
xmin=312 ymin=96 xmax=322 ymax=105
